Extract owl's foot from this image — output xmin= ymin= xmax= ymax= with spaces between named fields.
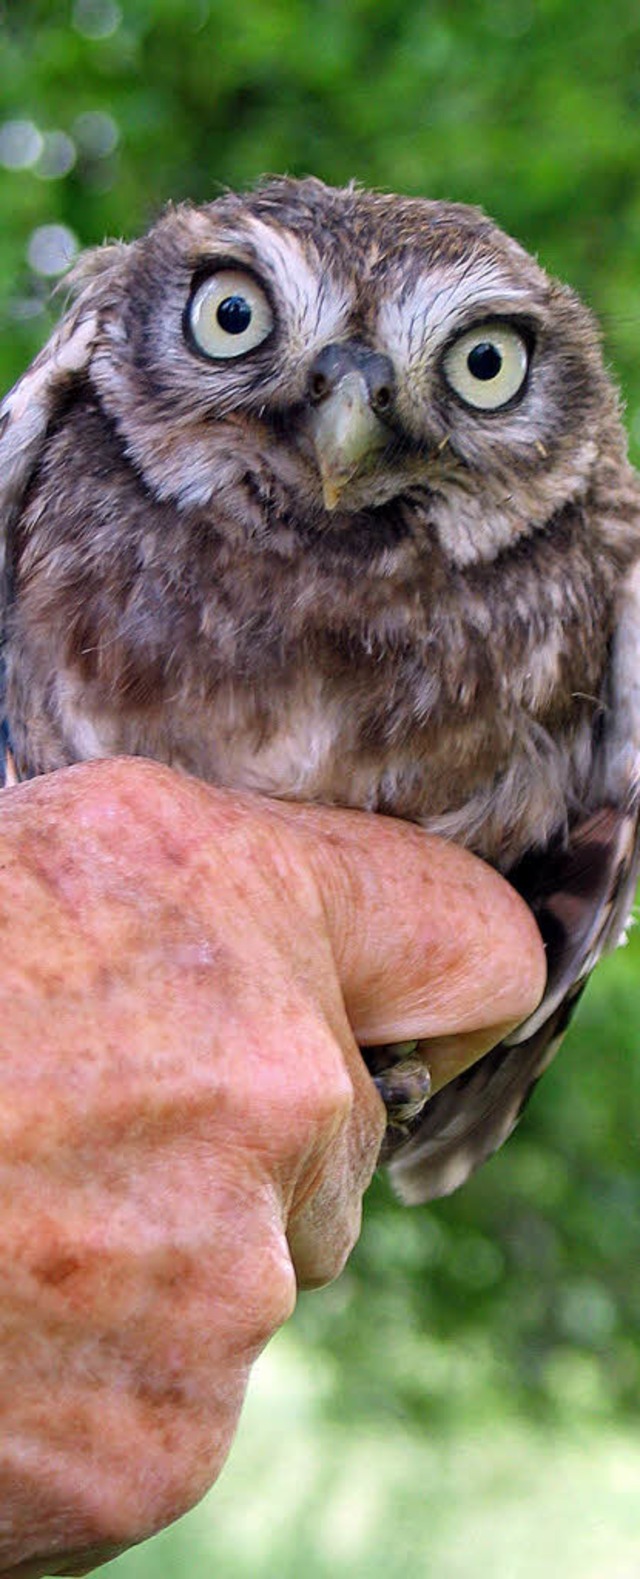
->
xmin=365 ymin=1040 xmax=432 ymax=1135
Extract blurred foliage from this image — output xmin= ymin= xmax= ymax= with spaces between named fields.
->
xmin=1 ymin=2 xmax=640 ymax=1567
xmin=99 ymin=1338 xmax=640 ymax=1577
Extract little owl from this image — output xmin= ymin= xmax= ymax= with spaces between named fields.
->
xmin=1 ymin=177 xmax=639 ymax=1200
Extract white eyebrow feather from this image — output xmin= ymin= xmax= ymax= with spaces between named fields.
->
xmin=242 ymin=217 xmax=354 ymax=356
xmin=377 ymin=253 xmax=533 ymax=369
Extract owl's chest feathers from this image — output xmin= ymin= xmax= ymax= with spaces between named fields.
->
xmin=15 ymin=496 xmax=611 ymax=866
xmin=11 ymin=404 xmax=622 ymax=862
xmin=56 ymin=622 xmax=596 ymax=868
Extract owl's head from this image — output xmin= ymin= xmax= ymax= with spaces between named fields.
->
xmin=68 ymin=177 xmax=624 ymax=565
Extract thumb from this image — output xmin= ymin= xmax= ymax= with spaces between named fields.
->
xmin=271 ymin=802 xmax=547 ymax=1093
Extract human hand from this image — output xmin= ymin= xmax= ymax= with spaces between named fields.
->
xmin=0 ymin=759 xmax=544 ymax=1575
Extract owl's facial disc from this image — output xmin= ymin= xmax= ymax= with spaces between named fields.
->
xmin=305 ymin=341 xmax=394 ymax=511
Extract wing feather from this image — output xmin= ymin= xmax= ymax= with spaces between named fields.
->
xmin=0 ymin=245 xmax=132 ymax=737
xmin=0 ymin=306 xmax=98 ymax=574
xmin=0 ymin=301 xmax=100 ymax=752
xmin=0 ymin=241 xmax=131 ymax=596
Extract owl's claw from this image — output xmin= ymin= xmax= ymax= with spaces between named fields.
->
xmin=367 ymin=1040 xmax=432 ymax=1131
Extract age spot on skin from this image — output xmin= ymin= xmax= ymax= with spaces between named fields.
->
xmin=33 ymin=1250 xmax=84 ymax=1289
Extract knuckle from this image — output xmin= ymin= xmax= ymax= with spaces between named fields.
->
xmin=250 ymin=1015 xmax=355 ymax=1145
xmin=287 ymin=1036 xmax=354 ymax=1148
xmin=243 ymin=1244 xmax=297 ymax=1346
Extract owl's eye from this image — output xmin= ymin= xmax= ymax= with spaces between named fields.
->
xmin=442 ymin=322 xmax=530 ymax=411
xmin=187 ymin=269 xmax=274 ymax=360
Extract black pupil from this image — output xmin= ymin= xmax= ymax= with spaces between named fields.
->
xmin=467 ymin=341 xmax=502 ymax=381
xmin=217 ymin=295 xmax=252 ymax=335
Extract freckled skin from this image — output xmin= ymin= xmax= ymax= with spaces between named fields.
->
xmin=0 ymin=759 xmax=543 ymax=1576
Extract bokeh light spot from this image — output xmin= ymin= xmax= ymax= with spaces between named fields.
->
xmin=0 ymin=120 xmax=44 ymax=171
xmin=73 ymin=110 xmax=119 ymax=158
xmin=27 ymin=224 xmax=79 ymax=277
xmin=72 ymin=0 xmax=122 ymax=39
xmin=35 ymin=132 xmax=77 ymax=181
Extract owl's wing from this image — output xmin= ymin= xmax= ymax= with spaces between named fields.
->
xmin=0 ymin=302 xmax=99 ymax=600
xmin=0 ymin=249 xmax=132 ymax=767
xmin=388 ymin=561 xmax=640 ymax=1203
xmin=0 ymin=243 xmax=130 ymax=621
xmin=0 ymin=299 xmax=101 ymax=780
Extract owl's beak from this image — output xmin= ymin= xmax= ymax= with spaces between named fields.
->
xmin=307 ymin=370 xmax=390 ymax=512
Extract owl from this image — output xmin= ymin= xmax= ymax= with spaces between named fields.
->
xmin=2 ymin=177 xmax=640 ymax=1202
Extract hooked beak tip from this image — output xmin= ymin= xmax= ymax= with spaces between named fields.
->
xmin=320 ymin=475 xmax=345 ymax=513
xmin=307 ymin=371 xmax=388 ymax=514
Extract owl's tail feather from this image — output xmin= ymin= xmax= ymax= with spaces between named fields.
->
xmin=388 ymin=796 xmax=640 ymax=1203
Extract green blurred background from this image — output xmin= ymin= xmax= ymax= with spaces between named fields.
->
xmin=2 ymin=2 xmax=640 ymax=1573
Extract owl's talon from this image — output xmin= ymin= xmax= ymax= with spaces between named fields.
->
xmin=372 ymin=1053 xmax=432 ymax=1127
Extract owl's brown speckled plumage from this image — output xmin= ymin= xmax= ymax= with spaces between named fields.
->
xmin=3 ymin=177 xmax=640 ymax=1200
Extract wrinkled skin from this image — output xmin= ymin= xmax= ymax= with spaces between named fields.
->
xmin=0 ymin=759 xmax=544 ymax=1576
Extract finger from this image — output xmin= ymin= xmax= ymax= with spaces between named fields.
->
xmin=285 ymin=802 xmax=546 ymax=1047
